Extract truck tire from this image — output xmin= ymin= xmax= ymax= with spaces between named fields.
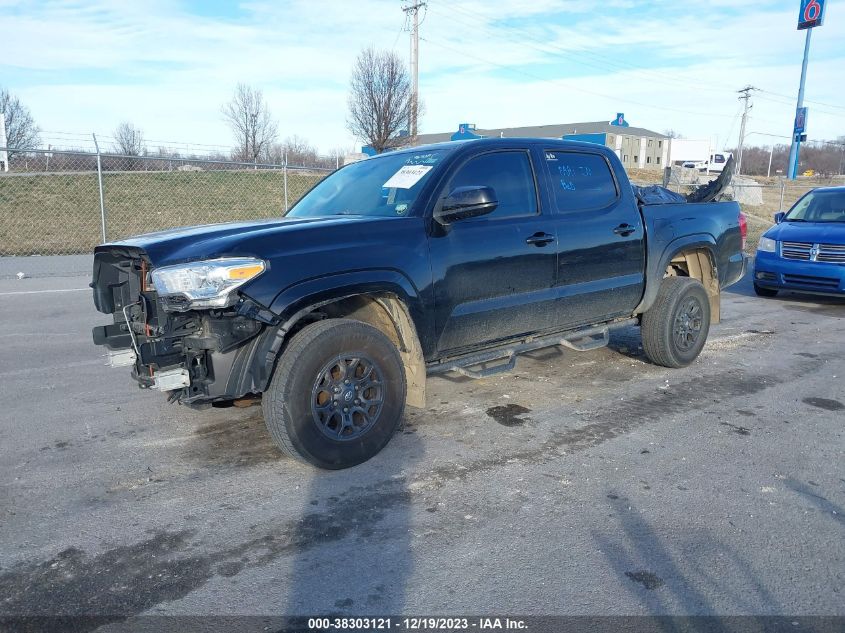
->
xmin=753 ymin=283 xmax=778 ymax=298
xmin=641 ymin=277 xmax=711 ymax=369
xmin=262 ymin=318 xmax=406 ymax=469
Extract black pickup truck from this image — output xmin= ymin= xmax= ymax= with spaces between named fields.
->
xmin=92 ymin=138 xmax=747 ymax=468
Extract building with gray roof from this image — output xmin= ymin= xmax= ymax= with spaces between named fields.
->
xmin=413 ymin=115 xmax=670 ymax=171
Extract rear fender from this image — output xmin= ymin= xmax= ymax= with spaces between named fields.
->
xmin=635 ymin=234 xmax=718 ymax=317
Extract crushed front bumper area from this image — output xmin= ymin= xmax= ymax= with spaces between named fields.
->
xmin=91 ymin=248 xmax=276 ymax=406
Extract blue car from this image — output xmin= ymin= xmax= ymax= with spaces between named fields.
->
xmin=754 ymin=186 xmax=845 ymax=298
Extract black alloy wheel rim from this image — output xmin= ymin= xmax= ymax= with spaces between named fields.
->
xmin=311 ymin=354 xmax=385 ymax=441
xmin=673 ymin=296 xmax=704 ymax=352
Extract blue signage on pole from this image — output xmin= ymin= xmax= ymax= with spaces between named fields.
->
xmin=609 ymin=113 xmax=629 ymax=128
xmin=794 ymin=107 xmax=808 ymax=134
xmin=798 ymin=0 xmax=825 ymax=30
xmin=451 ymin=123 xmax=483 ymax=141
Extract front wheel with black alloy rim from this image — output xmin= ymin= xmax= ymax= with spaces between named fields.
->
xmin=641 ymin=276 xmax=711 ymax=368
xmin=262 ymin=318 xmax=407 ymax=469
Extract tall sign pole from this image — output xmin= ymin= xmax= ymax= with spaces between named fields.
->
xmin=788 ymin=0 xmax=826 ymax=180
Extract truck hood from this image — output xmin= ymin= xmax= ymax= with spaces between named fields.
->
xmin=91 ymin=213 xmax=427 ymax=315
xmin=767 ymin=221 xmax=845 ymax=245
xmin=95 ymin=215 xmax=379 ymax=266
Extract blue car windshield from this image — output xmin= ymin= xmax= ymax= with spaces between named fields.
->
xmin=287 ymin=149 xmax=447 ymax=218
xmin=785 ymin=190 xmax=845 ymax=223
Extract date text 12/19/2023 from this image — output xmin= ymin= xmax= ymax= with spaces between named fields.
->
xmin=307 ymin=617 xmax=528 ymax=630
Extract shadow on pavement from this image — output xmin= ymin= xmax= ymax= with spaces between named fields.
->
xmin=284 ymin=429 xmax=424 ymax=617
xmin=784 ymin=478 xmax=844 ymax=527
xmin=592 ymin=494 xmax=782 ymax=620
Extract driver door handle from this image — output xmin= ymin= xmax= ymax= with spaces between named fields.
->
xmin=613 ymin=224 xmax=637 ymax=237
xmin=526 ymin=232 xmax=555 ymax=247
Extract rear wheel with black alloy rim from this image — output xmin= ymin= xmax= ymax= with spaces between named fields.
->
xmin=262 ymin=319 xmax=406 ymax=469
xmin=641 ymin=276 xmax=711 ymax=368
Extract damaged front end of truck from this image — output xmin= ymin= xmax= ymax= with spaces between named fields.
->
xmin=91 ymin=246 xmax=280 ymax=407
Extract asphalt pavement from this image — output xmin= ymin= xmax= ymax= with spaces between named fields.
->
xmin=0 ymin=256 xmax=843 ymax=625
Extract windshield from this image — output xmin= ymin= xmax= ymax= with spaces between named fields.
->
xmin=785 ymin=190 xmax=845 ymax=223
xmin=288 ymin=149 xmax=447 ymax=218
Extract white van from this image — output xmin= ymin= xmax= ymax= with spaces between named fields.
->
xmin=703 ymin=152 xmax=733 ymax=174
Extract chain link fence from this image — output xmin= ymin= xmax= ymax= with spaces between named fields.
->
xmin=628 ymin=166 xmax=844 ymax=253
xmin=0 ymin=148 xmax=332 ymax=256
xmin=1 ymin=150 xmax=840 ymax=257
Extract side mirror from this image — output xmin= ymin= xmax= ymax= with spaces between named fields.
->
xmin=774 ymin=212 xmax=786 ymax=224
xmin=434 ymin=186 xmax=498 ymax=225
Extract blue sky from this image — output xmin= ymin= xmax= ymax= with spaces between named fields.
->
xmin=2 ymin=0 xmax=843 ymax=155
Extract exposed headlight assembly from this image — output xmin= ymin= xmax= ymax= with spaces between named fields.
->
xmin=151 ymin=258 xmax=266 ymax=310
xmin=757 ymin=236 xmax=777 ymax=253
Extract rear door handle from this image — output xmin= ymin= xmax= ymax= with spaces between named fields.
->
xmin=526 ymin=232 xmax=555 ymax=247
xmin=613 ymin=224 xmax=637 ymax=237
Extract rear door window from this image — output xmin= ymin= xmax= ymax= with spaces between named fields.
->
xmin=544 ymin=151 xmax=618 ymax=212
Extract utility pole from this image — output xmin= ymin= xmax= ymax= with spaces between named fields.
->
xmin=768 ymin=144 xmax=775 ymax=178
xmin=735 ymin=86 xmax=756 ymax=176
xmin=0 ymin=112 xmax=8 ymax=172
xmin=840 ymin=140 xmax=845 ymax=176
xmin=402 ymin=1 xmax=426 ymax=138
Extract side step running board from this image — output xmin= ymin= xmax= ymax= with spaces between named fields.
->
xmin=559 ymin=327 xmax=610 ymax=352
xmin=433 ymin=318 xmax=638 ymax=380
xmin=452 ymin=354 xmax=517 ymax=379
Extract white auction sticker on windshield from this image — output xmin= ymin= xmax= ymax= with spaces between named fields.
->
xmin=383 ymin=165 xmax=433 ymax=189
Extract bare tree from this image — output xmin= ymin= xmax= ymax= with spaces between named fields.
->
xmin=347 ymin=48 xmax=416 ymax=154
xmin=113 ymin=121 xmax=145 ymax=156
xmin=266 ymin=136 xmax=340 ymax=168
xmin=282 ymin=135 xmax=318 ymax=166
xmin=222 ymin=83 xmax=278 ymax=162
xmin=721 ymin=141 xmax=845 ymax=177
xmin=329 ymin=145 xmax=356 ymax=168
xmin=0 ymin=87 xmax=41 ymax=153
xmin=663 ymin=129 xmax=683 ymax=139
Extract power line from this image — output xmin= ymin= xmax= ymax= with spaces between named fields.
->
xmin=435 ymin=2 xmax=739 ymax=97
xmin=42 ymin=130 xmax=234 ymax=150
xmin=424 ymin=4 xmax=788 ymax=129
xmin=757 ymin=88 xmax=845 ymax=112
xmin=720 ymin=103 xmax=744 ymax=153
xmin=419 ymin=34 xmax=738 ymax=120
xmin=391 ymin=8 xmax=408 ymax=50
xmin=432 ymin=2 xmax=843 ymax=124
xmin=753 ymin=91 xmax=843 ymax=118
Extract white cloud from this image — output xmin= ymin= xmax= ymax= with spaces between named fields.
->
xmin=3 ymin=0 xmax=843 ymax=154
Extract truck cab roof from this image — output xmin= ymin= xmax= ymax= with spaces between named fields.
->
xmin=388 ymin=137 xmax=619 ymax=157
